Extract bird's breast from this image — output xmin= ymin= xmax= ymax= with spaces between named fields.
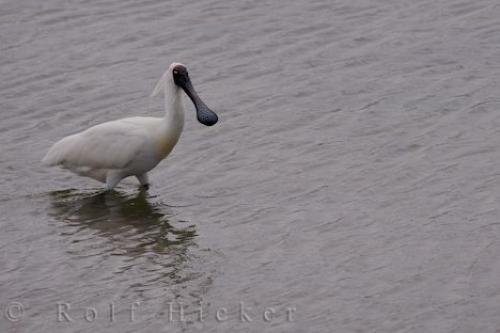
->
xmin=156 ymin=133 xmax=181 ymax=160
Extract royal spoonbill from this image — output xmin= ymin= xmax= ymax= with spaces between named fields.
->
xmin=42 ymin=63 xmax=218 ymax=190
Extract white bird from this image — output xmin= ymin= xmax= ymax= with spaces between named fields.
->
xmin=42 ymin=62 xmax=218 ymax=190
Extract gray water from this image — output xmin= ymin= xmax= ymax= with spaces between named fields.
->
xmin=2 ymin=0 xmax=500 ymax=332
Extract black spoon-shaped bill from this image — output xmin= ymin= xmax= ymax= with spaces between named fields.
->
xmin=173 ymin=66 xmax=218 ymax=126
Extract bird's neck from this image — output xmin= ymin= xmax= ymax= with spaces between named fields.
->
xmin=163 ymin=83 xmax=185 ymax=135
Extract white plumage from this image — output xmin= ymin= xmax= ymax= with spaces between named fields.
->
xmin=43 ymin=62 xmax=218 ymax=190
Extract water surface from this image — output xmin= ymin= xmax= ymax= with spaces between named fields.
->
xmin=2 ymin=0 xmax=500 ymax=332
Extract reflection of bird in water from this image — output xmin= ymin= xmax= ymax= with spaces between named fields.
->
xmin=46 ymin=189 xmax=213 ymax=311
xmin=48 ymin=189 xmax=197 ymax=257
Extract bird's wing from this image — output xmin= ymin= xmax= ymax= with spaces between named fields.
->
xmin=42 ymin=119 xmax=151 ymax=170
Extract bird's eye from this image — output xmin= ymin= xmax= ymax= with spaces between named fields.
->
xmin=173 ymin=70 xmax=178 ymax=75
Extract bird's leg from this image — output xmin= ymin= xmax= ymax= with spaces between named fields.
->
xmin=136 ymin=173 xmax=150 ymax=190
xmin=105 ymin=172 xmax=125 ymax=191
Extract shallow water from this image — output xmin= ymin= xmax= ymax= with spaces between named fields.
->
xmin=2 ymin=0 xmax=500 ymax=332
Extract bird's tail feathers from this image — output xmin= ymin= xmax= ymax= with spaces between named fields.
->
xmin=41 ymin=151 xmax=58 ymax=166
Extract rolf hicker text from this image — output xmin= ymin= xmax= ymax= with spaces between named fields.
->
xmin=50 ymin=301 xmax=296 ymax=324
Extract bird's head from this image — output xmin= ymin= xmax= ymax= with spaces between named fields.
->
xmin=151 ymin=62 xmax=218 ymax=127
